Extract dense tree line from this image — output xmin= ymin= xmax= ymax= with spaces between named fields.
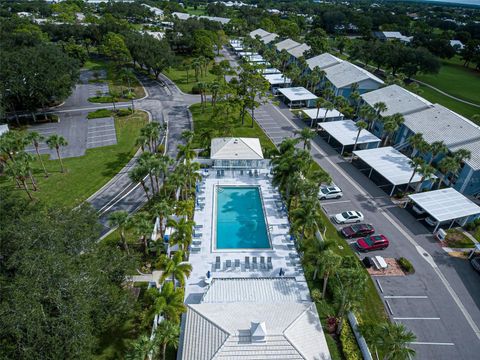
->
xmin=0 ymin=191 xmax=137 ymax=359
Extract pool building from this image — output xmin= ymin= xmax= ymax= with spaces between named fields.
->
xmin=179 ymin=137 xmax=331 ymax=359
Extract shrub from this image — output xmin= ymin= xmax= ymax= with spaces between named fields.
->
xmin=340 ymin=320 xmax=362 ymax=360
xmin=311 ymin=288 xmax=322 ymax=303
xmin=397 ymin=257 xmax=415 ymax=274
xmin=117 ymin=108 xmax=133 ymax=117
xmin=191 ymin=85 xmax=201 ymax=94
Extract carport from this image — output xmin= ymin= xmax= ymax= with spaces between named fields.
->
xmin=260 ymin=68 xmax=281 ymax=75
xmin=301 ymin=108 xmax=344 ymax=124
xmin=352 ymin=146 xmax=432 ymax=196
xmin=407 ymin=188 xmax=480 ymax=232
xmin=319 ymin=120 xmax=380 ymax=154
xmin=277 ymin=87 xmax=318 ymax=108
xmin=263 ymin=74 xmax=291 ymax=94
xmin=247 ymin=54 xmax=265 ymax=63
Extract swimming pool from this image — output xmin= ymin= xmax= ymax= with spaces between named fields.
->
xmin=215 ymin=186 xmax=270 ymax=249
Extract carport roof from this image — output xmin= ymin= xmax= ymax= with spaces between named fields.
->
xmin=353 ymin=146 xmax=427 ymax=186
xmin=320 ymin=120 xmax=380 ymax=146
xmin=278 ymin=87 xmax=317 ymax=102
xmin=408 ymin=188 xmax=480 ymax=222
xmin=264 ymin=73 xmax=291 ymax=85
xmin=302 ymin=108 xmax=344 ymax=120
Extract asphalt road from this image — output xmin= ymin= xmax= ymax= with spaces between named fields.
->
xmin=254 ymin=100 xmax=480 ymax=359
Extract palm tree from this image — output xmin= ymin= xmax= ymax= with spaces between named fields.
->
xmin=108 ymin=210 xmax=130 ymax=254
xmin=382 ymin=113 xmax=404 ymax=146
xmin=352 ymin=120 xmax=368 ymax=153
xmin=192 ymin=57 xmax=201 ymax=82
xmin=129 ymin=165 xmax=150 ymax=200
xmin=176 ymin=143 xmax=196 ymax=163
xmin=371 ymin=101 xmax=388 ymax=131
xmin=358 ymin=104 xmax=376 ymax=131
xmin=302 ymin=238 xmax=331 ymax=280
xmin=319 ymin=250 xmax=342 ymax=298
xmin=132 ymin=211 xmax=153 ymax=255
xmin=152 ymin=200 xmax=173 ymax=240
xmin=428 ymin=141 xmax=448 ymax=165
xmin=416 ymin=163 xmax=436 ymax=193
xmin=321 ymin=101 xmax=334 ymax=123
xmin=135 ymin=135 xmax=148 ymax=152
xmin=436 ymin=156 xmax=460 ymax=189
xmin=139 ymin=152 xmax=158 ymax=193
xmin=152 ymin=320 xmax=180 ymax=360
xmin=294 ymin=127 xmax=316 ymax=150
xmin=406 ymin=157 xmax=425 ymax=192
xmin=350 ymin=90 xmax=361 ymax=116
xmin=157 ymin=251 xmax=192 ymax=289
xmin=312 ymin=98 xmax=325 ymax=128
xmin=4 ymin=159 xmax=34 ymax=200
xmin=26 ymin=132 xmax=48 ymax=177
xmin=46 ymin=134 xmax=68 ymax=173
xmin=407 ymin=132 xmax=425 ymax=156
xmin=375 ymin=322 xmax=416 ymax=360
xmin=17 ymin=151 xmax=38 ymax=191
xmin=126 ymin=335 xmax=152 ymax=360
xmin=291 ymin=196 xmax=322 ymax=239
xmin=453 ymin=148 xmax=471 ymax=164
xmin=167 ymin=217 xmax=195 ymax=252
xmin=146 ymin=282 xmax=186 ymax=323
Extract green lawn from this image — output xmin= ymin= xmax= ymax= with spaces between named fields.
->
xmin=0 ymin=111 xmax=147 ymax=208
xmin=189 ymin=103 xmax=277 ymax=154
xmin=163 ymin=58 xmax=218 ymax=94
xmin=416 ymin=57 xmax=480 ymax=105
xmin=416 ymin=84 xmax=480 ymax=124
xmin=445 ymin=229 xmax=475 ymax=248
xmin=84 ymin=58 xmax=146 ymax=102
xmin=184 ymin=6 xmax=207 ymax=16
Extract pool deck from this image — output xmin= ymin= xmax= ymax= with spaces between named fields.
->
xmin=185 ymin=171 xmax=307 ymax=305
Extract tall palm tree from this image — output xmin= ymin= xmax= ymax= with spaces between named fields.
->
xmin=453 ymin=148 xmax=471 ymax=164
xmin=416 ymin=163 xmax=436 ymax=193
xmin=371 ymin=101 xmax=388 ymax=131
xmin=352 ymin=120 xmax=368 ymax=153
xmin=319 ymin=250 xmax=342 ymax=298
xmin=152 ymin=200 xmax=173 ymax=240
xmin=428 ymin=141 xmax=448 ymax=165
xmin=139 ymin=152 xmax=158 ymax=193
xmin=158 ymin=251 xmax=192 ymax=289
xmin=382 ymin=113 xmax=404 ymax=146
xmin=376 ymin=323 xmax=416 ymax=360
xmin=358 ymin=104 xmax=376 ymax=131
xmin=132 ymin=211 xmax=153 ymax=255
xmin=108 ymin=210 xmax=130 ymax=254
xmin=406 ymin=157 xmax=425 ymax=192
xmin=26 ymin=131 xmax=48 ymax=177
xmin=176 ymin=143 xmax=196 ymax=163
xmin=294 ymin=127 xmax=316 ymax=150
xmin=129 ymin=165 xmax=150 ymax=200
xmin=135 ymin=135 xmax=149 ymax=152
xmin=321 ymin=101 xmax=334 ymax=123
xmin=152 ymin=320 xmax=180 ymax=360
xmin=436 ymin=156 xmax=460 ymax=189
xmin=4 ymin=158 xmax=34 ymax=200
xmin=167 ymin=217 xmax=195 ymax=252
xmin=407 ymin=132 xmax=425 ymax=157
xmin=312 ymin=98 xmax=325 ymax=128
xmin=302 ymin=238 xmax=331 ymax=280
xmin=126 ymin=335 xmax=152 ymax=360
xmin=46 ymin=134 xmax=68 ymax=173
xmin=146 ymin=282 xmax=186 ymax=323
xmin=17 ymin=151 xmax=38 ymax=191
xmin=349 ymin=90 xmax=361 ymax=116
xmin=291 ymin=195 xmax=322 ymax=240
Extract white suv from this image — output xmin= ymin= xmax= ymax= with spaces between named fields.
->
xmin=318 ymin=185 xmax=343 ymax=200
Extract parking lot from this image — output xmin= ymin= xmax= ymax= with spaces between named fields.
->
xmin=86 ymin=117 xmax=117 ymax=149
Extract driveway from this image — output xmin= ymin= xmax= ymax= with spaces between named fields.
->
xmin=254 ymin=100 xmax=480 ymax=359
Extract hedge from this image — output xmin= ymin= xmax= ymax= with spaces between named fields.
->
xmin=398 ymin=257 xmax=415 ymax=274
xmin=340 ymin=320 xmax=362 ymax=360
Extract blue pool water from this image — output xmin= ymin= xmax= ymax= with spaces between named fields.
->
xmin=216 ymin=186 xmax=270 ymax=249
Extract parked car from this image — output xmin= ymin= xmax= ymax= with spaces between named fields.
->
xmin=356 ymin=235 xmax=389 ymax=252
xmin=471 ymin=256 xmax=480 ymax=274
xmin=341 ymin=223 xmax=375 ymax=238
xmin=412 ymin=204 xmax=426 ymax=215
xmin=425 ymin=216 xmax=437 ymax=227
xmin=318 ymin=185 xmax=343 ymax=200
xmin=333 ymin=211 xmax=364 ymax=224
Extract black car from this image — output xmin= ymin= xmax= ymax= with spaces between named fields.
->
xmin=340 ymin=224 xmax=375 ymax=239
xmin=471 ymin=257 xmax=480 ymax=274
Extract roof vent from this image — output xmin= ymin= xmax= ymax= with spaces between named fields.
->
xmin=251 ymin=321 xmax=267 ymax=343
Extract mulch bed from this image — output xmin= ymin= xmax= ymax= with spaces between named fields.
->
xmin=367 ymin=258 xmax=406 ymax=276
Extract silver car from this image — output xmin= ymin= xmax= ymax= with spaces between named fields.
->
xmin=318 ymin=185 xmax=343 ymax=200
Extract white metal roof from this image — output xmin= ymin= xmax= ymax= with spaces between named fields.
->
xmin=320 ymin=120 xmax=381 ymax=146
xmin=278 ymin=87 xmax=318 ymax=102
xmin=287 ymin=43 xmax=311 ymax=58
xmin=275 ymin=38 xmax=301 ymax=51
xmin=238 ymin=51 xmax=256 ymax=57
xmin=210 ymin=137 xmax=264 ymax=160
xmin=324 ymin=61 xmax=384 ymax=89
xmin=264 ymin=73 xmax=291 ymax=85
xmin=260 ymin=67 xmax=281 ymax=74
xmin=353 ymin=146 xmax=427 ymax=186
xmin=260 ymin=33 xmax=278 ymax=44
xmin=361 ymin=84 xmax=432 ymax=116
xmin=408 ymin=188 xmax=480 ymax=222
xmin=403 ymin=104 xmax=480 ymax=170
xmin=247 ymin=54 xmax=265 ymax=62
xmin=172 ymin=12 xmax=191 ymax=20
xmin=249 ymin=28 xmax=270 ymax=39
xmin=306 ymin=53 xmax=343 ymax=70
xmin=302 ymin=108 xmax=344 ymax=120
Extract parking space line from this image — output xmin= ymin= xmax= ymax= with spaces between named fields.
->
xmin=384 ymin=295 xmax=428 ymax=299
xmin=320 ymin=199 xmax=351 ymax=205
xmin=385 ymin=300 xmax=394 ymax=315
xmin=376 ymin=279 xmax=384 ymax=293
xmin=410 ymin=342 xmax=455 ymax=346
xmin=394 ymin=317 xmax=440 ymax=320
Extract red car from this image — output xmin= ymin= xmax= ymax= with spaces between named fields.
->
xmin=356 ymin=235 xmax=389 ymax=252
xmin=341 ymin=224 xmax=375 ymax=239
